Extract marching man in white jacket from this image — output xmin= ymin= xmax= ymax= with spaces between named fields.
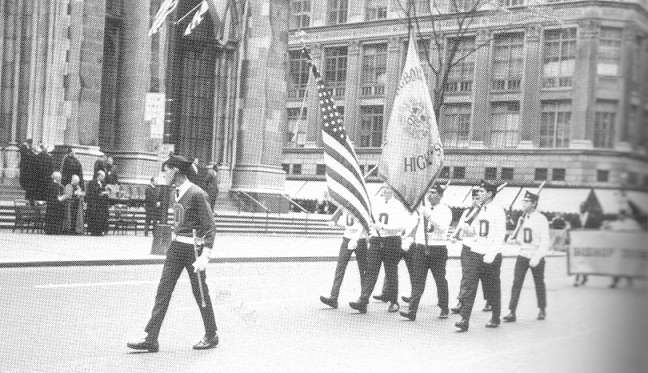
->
xmin=455 ymin=180 xmax=506 ymax=332
xmin=320 ymin=210 xmax=368 ymax=309
xmin=503 ymin=190 xmax=550 ymax=322
xmin=400 ymin=184 xmax=453 ymax=321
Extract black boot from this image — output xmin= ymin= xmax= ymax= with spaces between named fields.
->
xmin=455 ymin=319 xmax=469 ymax=332
xmin=319 ymin=296 xmax=338 ymax=309
xmin=349 ymin=301 xmax=367 ymax=314
xmin=127 ymin=338 xmax=159 ymax=353
xmin=503 ymin=311 xmax=516 ymax=323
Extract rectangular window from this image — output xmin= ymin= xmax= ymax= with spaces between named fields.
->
xmin=628 ymin=172 xmax=638 ymax=185
xmin=282 ymin=163 xmax=290 ymax=174
xmin=360 ymin=105 xmax=384 ymax=147
xmin=291 ymin=0 xmax=311 ymax=29
xmin=288 ymin=49 xmax=310 ymax=99
xmin=450 ymin=0 xmax=475 ymax=12
xmin=65 ymin=50 xmax=70 ymax=63
xmin=287 ymin=108 xmax=307 ymax=146
xmin=368 ymin=164 xmax=378 ymax=176
xmin=67 ymin=1 xmax=72 ymax=15
xmin=539 ymin=100 xmax=571 ymax=148
xmin=535 ymin=168 xmax=548 ymax=181
xmin=597 ymin=170 xmax=609 ymax=182
xmin=292 ymin=164 xmax=302 ymax=175
xmin=593 ymin=100 xmax=617 ymax=148
xmin=453 ymin=167 xmax=466 ymax=179
xmin=543 ymin=28 xmax=576 ymax=88
xmin=316 ymin=164 xmax=326 ymax=175
xmin=67 ymin=26 xmax=72 ymax=39
xmin=441 ymin=104 xmax=471 ymax=148
xmin=499 ymin=0 xmax=524 ymax=6
xmin=440 ymin=166 xmax=450 ymax=178
xmin=324 ymin=47 xmax=347 ymax=97
xmin=492 ymin=33 xmax=524 ymax=91
xmin=445 ymin=37 xmax=475 ymax=93
xmin=361 ymin=44 xmax=387 ymax=96
xmin=552 ymin=168 xmax=566 ymax=181
xmin=501 ymin=167 xmax=514 ymax=180
xmin=597 ymin=27 xmax=622 ymax=76
xmin=485 ymin=167 xmax=497 ymax=180
xmin=365 ymin=0 xmax=388 ymax=20
xmin=490 ymin=102 xmax=520 ymax=148
xmin=414 ymin=0 xmax=431 ymax=14
xmin=328 ymin=0 xmax=348 ymax=25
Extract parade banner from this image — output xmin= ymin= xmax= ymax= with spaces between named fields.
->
xmin=378 ymin=34 xmax=443 ymax=212
xmin=568 ymin=230 xmax=648 ymax=278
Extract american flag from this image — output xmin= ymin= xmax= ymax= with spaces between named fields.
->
xmin=302 ymin=49 xmax=374 ymax=233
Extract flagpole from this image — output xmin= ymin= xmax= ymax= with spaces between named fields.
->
xmin=175 ymin=1 xmax=203 ymax=24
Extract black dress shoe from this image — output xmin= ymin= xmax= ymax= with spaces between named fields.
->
xmin=399 ymin=310 xmax=416 ymax=321
xmin=387 ymin=302 xmax=400 ymax=313
xmin=438 ymin=308 xmax=449 ymax=319
xmin=455 ymin=319 xmax=469 ymax=332
xmin=485 ymin=319 xmax=500 ymax=328
xmin=127 ymin=339 xmax=159 ymax=352
xmin=349 ymin=301 xmax=367 ymax=314
xmin=372 ymin=294 xmax=388 ymax=303
xmin=320 ymin=296 xmax=338 ymax=309
xmin=193 ymin=334 xmax=219 ymax=350
xmin=482 ymin=304 xmax=493 ymax=312
xmin=401 ymin=296 xmax=411 ymax=303
xmin=503 ymin=312 xmax=516 ymax=323
xmin=537 ymin=309 xmax=546 ymax=320
xmin=450 ymin=303 xmax=462 ymax=314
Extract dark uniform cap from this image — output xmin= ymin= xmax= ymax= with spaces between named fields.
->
xmin=523 ymin=190 xmax=539 ymax=202
xmin=163 ymin=155 xmax=195 ymax=176
xmin=479 ymin=179 xmax=499 ymax=194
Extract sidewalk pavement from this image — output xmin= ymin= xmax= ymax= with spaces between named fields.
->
xmin=0 ymin=232 xmax=565 ymax=268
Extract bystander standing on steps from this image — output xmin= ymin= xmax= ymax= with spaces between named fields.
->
xmin=86 ymin=170 xmax=110 ymax=236
xmin=45 ymin=171 xmax=67 ymax=235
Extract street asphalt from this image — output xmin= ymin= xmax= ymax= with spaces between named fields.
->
xmin=1 ymin=256 xmax=646 ymax=373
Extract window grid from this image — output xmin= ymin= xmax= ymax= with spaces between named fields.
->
xmin=328 ymin=0 xmax=348 ymax=25
xmin=485 ymin=167 xmax=497 ymax=180
xmin=441 ymin=104 xmax=471 ymax=148
xmin=597 ymin=27 xmax=622 ymax=76
xmin=440 ymin=166 xmax=450 ymax=178
xmin=593 ymin=101 xmax=617 ymax=148
xmin=552 ymin=168 xmax=566 ymax=181
xmin=324 ymin=47 xmax=348 ymax=97
xmin=490 ymin=102 xmax=520 ymax=148
xmin=445 ymin=37 xmax=475 ymax=94
xmin=291 ymin=0 xmax=311 ymax=29
xmin=292 ymin=164 xmax=302 ymax=175
xmin=542 ymin=28 xmax=576 ymax=88
xmin=453 ymin=167 xmax=466 ymax=179
xmin=501 ymin=167 xmax=514 ymax=180
xmin=288 ymin=50 xmax=310 ymax=99
xmin=539 ymin=101 xmax=571 ymax=148
xmin=316 ymin=164 xmax=326 ymax=175
xmin=365 ymin=0 xmax=388 ymax=20
xmin=492 ymin=33 xmax=524 ymax=91
xmin=361 ymin=44 xmax=387 ymax=97
xmin=597 ymin=170 xmax=609 ymax=182
xmin=360 ymin=105 xmax=384 ymax=147
xmin=535 ymin=168 xmax=548 ymax=181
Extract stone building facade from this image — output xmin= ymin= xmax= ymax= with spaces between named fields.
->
xmin=283 ymin=0 xmax=648 ymax=191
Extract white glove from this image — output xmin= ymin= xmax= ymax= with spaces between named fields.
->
xmin=192 ymin=253 xmax=209 ymax=272
xmin=401 ymin=237 xmax=413 ymax=251
xmin=347 ymin=239 xmax=358 ymax=251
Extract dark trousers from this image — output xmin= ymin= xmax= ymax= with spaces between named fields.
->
xmin=144 ymin=242 xmax=217 ymax=341
xmin=409 ymin=244 xmax=449 ymax=313
xmin=508 ymin=256 xmax=546 ymax=312
xmin=329 ymin=238 xmax=368 ymax=299
xmin=378 ymin=246 xmax=414 ymax=297
xmin=360 ymin=236 xmax=401 ymax=304
xmin=144 ymin=210 xmax=160 ymax=236
xmin=458 ymin=247 xmax=502 ymax=322
xmin=456 ymin=245 xmax=488 ymax=304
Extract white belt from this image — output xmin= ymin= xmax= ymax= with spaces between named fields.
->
xmin=172 ymin=233 xmax=195 ymax=245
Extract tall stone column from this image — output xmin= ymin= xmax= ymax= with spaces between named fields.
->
xmin=572 ymin=20 xmax=598 ymax=143
xmin=306 ymin=43 xmax=322 ymax=145
xmin=520 ymin=24 xmax=542 ymax=147
xmin=112 ymin=0 xmax=157 ymax=184
xmin=344 ymin=40 xmax=361 ymax=145
xmin=230 ymin=0 xmax=288 ymax=211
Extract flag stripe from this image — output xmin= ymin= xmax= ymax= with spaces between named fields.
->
xmin=328 ymin=184 xmax=372 ymax=234
xmin=322 ymin=135 xmax=367 ymax=197
xmin=324 ymin=158 xmax=372 ymax=218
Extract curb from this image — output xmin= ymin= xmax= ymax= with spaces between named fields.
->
xmin=0 ymin=253 xmax=565 ymax=269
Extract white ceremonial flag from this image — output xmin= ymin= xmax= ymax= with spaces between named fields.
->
xmin=184 ymin=0 xmax=210 ymax=36
xmin=149 ymin=0 xmax=178 ymax=37
xmin=378 ymin=32 xmax=444 ymax=212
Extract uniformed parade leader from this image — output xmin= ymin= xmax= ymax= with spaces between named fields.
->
xmin=128 ymin=155 xmax=219 ymax=352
